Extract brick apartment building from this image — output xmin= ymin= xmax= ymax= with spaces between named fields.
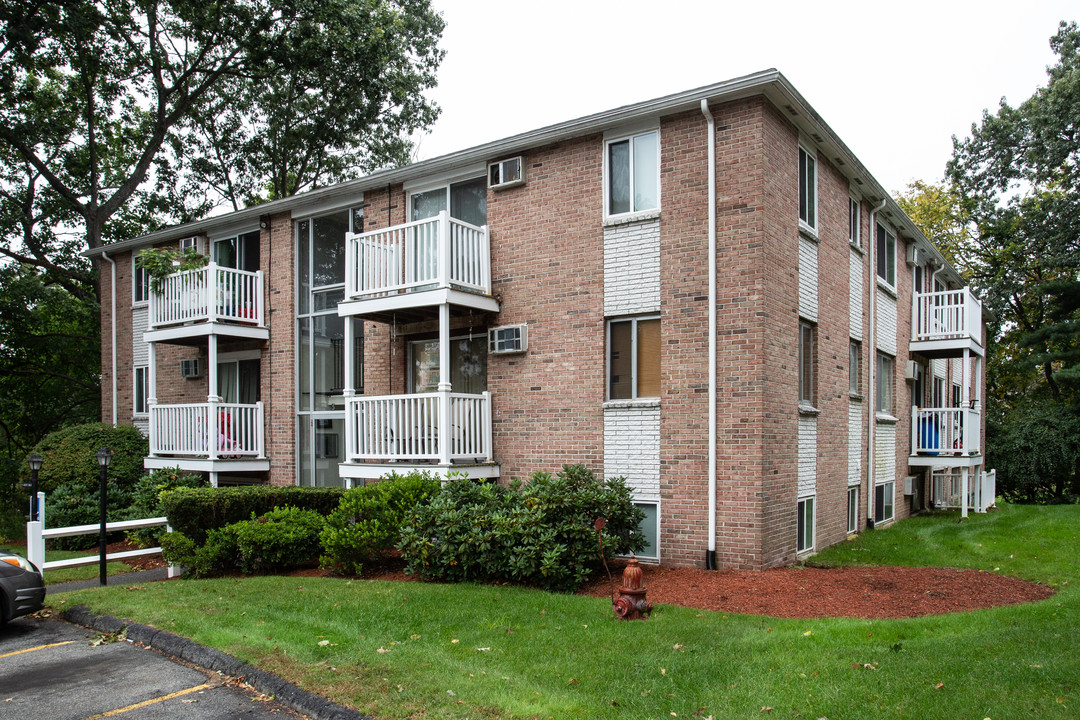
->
xmin=88 ymin=70 xmax=991 ymax=570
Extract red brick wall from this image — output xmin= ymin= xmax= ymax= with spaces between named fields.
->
xmin=265 ymin=211 xmax=295 ymax=486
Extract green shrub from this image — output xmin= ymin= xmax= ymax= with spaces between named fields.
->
xmin=397 ymin=465 xmax=645 ymax=592
xmin=125 ymin=468 xmax=208 ymax=546
xmin=22 ymin=423 xmax=148 ymax=496
xmin=161 ymin=507 xmax=324 ymax=577
xmin=44 ymin=480 xmax=134 ymax=550
xmin=320 ymin=470 xmax=442 ymax=576
xmin=160 ymin=486 xmax=344 ymax=543
xmin=235 ymin=506 xmax=325 ymax=574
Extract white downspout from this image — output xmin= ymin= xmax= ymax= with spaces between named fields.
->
xmin=701 ymin=99 xmax=718 ymax=570
xmin=101 ymin=251 xmax=118 ymax=426
xmin=866 ymin=199 xmax=886 ymax=527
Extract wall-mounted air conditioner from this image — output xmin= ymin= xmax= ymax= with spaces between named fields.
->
xmin=904 ymin=360 xmax=920 ymax=382
xmin=488 ymin=324 xmax=528 ymax=354
xmin=180 ymin=358 xmax=202 ymax=378
xmin=903 ymin=476 xmax=917 ymax=496
xmin=906 ymin=243 xmax=920 ymax=267
xmin=488 ymin=156 xmax=525 ymax=190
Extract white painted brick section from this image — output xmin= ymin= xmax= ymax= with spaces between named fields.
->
xmin=876 ymin=292 xmax=897 ymax=355
xmin=798 ymin=414 xmax=817 ymax=497
xmin=799 ymin=237 xmax=818 ymax=322
xmin=604 ymin=219 xmax=660 ymax=316
xmin=849 ymin=248 xmax=863 ymax=338
xmin=874 ymin=422 xmax=896 ymax=483
xmin=848 ymin=403 xmax=862 ymax=487
xmin=133 ymin=307 xmax=148 ymax=365
xmin=603 ymin=405 xmax=661 ymax=500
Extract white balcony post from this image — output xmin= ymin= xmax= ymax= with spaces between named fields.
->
xmin=343 ymin=318 xmax=355 ymax=399
xmin=26 ymin=492 xmax=44 ymax=573
xmin=345 ymin=231 xmax=356 ymax=299
xmin=206 ymin=262 xmax=218 ymax=323
xmin=255 ymin=270 xmax=266 ymax=326
xmin=911 ymin=405 xmax=918 ymax=454
xmin=255 ymin=401 xmax=265 ymax=458
xmin=438 ymin=302 xmax=452 ymax=465
xmin=961 ymin=348 xmax=971 ymax=453
xmin=482 ymin=390 xmax=493 ymax=462
xmin=960 ymin=466 xmax=969 ymax=518
xmin=438 ymin=211 xmax=451 ymax=289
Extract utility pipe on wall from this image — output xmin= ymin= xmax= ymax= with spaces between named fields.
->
xmin=701 ymin=99 xmax=718 ymax=570
xmin=101 ymin=251 xmax=118 ymax=426
xmin=866 ymin=198 xmax=887 ymax=527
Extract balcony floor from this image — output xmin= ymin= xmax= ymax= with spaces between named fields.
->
xmin=145 ymin=456 xmax=270 ymax=473
xmin=909 ymin=336 xmax=983 ymax=359
xmin=908 ymin=453 xmax=983 ymax=469
xmin=145 ymin=321 xmax=269 ymax=345
xmin=338 ymin=287 xmax=499 ymax=321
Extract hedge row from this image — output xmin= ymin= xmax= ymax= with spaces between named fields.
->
xmin=160 ymin=486 xmax=345 ymax=543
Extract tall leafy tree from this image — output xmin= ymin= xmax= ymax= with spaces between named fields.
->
xmin=0 ymin=0 xmax=445 ymax=296
xmin=946 ymin=20 xmax=1080 ymax=501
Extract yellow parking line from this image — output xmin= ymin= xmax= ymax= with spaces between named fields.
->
xmin=0 ymin=640 xmax=76 ymax=658
xmin=81 ymin=683 xmax=214 ymax=719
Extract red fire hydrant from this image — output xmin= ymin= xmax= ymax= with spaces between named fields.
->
xmin=613 ymin=557 xmax=653 ymax=620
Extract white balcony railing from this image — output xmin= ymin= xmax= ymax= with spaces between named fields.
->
xmin=345 ymin=211 xmax=491 ymax=300
xmin=345 ymin=391 xmax=492 ymax=464
xmin=912 ymin=406 xmax=981 ymax=456
xmin=913 ymin=287 xmax=982 ymax=344
xmin=149 ymin=263 xmax=265 ymax=328
xmin=150 ymin=401 xmax=265 ymax=459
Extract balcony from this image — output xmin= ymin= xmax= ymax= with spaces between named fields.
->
xmin=338 ymin=391 xmax=498 ymax=481
xmin=910 ymin=287 xmax=983 ymax=358
xmin=908 ymin=406 xmax=983 ymax=469
xmin=339 ymin=211 xmax=499 ymax=319
xmin=145 ymin=401 xmax=269 ymax=473
xmin=146 ymin=263 xmax=268 ymax=343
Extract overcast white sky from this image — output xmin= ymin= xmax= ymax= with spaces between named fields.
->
xmin=414 ymin=0 xmax=1075 ymax=196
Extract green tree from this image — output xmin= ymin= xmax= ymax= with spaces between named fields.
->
xmin=0 ymin=0 xmax=445 ymax=296
xmin=946 ymin=20 xmax=1080 ymax=501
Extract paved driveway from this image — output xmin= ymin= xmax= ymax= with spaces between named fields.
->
xmin=1 ymin=616 xmax=305 ymax=719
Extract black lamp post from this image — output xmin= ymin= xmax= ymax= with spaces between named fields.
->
xmin=24 ymin=453 xmax=43 ymax=522
xmin=96 ymin=448 xmax=113 ymax=586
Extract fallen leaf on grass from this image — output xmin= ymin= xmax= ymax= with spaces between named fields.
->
xmin=477 ymin=647 xmax=491 ymax=652
xmin=673 ymin=644 xmax=686 ymax=650
xmin=318 ymin=640 xmax=330 ymax=647
xmin=376 ymin=647 xmax=390 ymax=654
xmin=660 ymin=668 xmax=666 ymax=676
xmin=935 ymin=683 xmax=944 ymax=689
xmin=410 ymin=634 xmax=421 ymax=640
xmin=451 ymin=639 xmax=459 ymax=644
xmin=761 ymin=707 xmax=773 ymax=713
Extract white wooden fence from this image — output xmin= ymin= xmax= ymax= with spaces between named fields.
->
xmin=25 ymin=492 xmax=177 ymax=581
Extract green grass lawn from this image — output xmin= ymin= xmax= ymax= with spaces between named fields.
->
xmin=53 ymin=504 xmax=1078 ymax=719
xmin=1 ymin=543 xmax=135 ymax=585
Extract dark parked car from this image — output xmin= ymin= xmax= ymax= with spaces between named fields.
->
xmin=0 ymin=552 xmax=46 ymax=624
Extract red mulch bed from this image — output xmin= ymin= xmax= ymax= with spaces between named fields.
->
xmin=86 ymin=542 xmax=1055 ymax=620
xmin=577 ymin=562 xmax=1056 ymax=619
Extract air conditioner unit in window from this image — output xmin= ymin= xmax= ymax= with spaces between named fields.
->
xmin=488 ymin=156 xmax=525 ymax=190
xmin=903 ymin=476 xmax=917 ymax=496
xmin=180 ymin=358 xmax=202 ymax=378
xmin=906 ymin=243 xmax=920 ymax=267
xmin=488 ymin=324 xmax=528 ymax=355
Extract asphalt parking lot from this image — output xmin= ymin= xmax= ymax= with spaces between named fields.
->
xmin=0 ymin=615 xmax=306 ymax=719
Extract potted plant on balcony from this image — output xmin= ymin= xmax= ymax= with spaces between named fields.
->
xmin=138 ymin=247 xmax=209 ymax=294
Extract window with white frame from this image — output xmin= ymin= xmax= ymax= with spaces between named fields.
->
xmin=797 ymin=496 xmax=815 ymax=552
xmin=134 ymin=366 xmax=148 ymax=415
xmin=608 ymin=316 xmax=660 ymax=400
xmin=606 ymin=130 xmax=658 ymax=217
xmin=875 ymin=481 xmax=894 ymax=524
xmin=847 ymin=486 xmax=858 ymax=534
xmin=133 ymin=253 xmax=149 ymax=304
xmin=634 ymin=502 xmax=659 ymax=559
xmin=876 ymin=222 xmax=896 ymax=288
xmin=799 ymin=145 xmax=817 ymax=233
xmin=849 ymin=340 xmax=861 ymax=396
xmin=799 ymin=321 xmax=816 ymax=406
xmin=849 ymin=197 xmax=861 ymax=247
xmin=933 ymin=376 xmax=945 ymax=408
xmin=876 ymin=353 xmax=894 ymax=414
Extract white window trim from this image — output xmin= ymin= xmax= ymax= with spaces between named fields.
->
xmin=798 ymin=143 xmax=818 ymax=237
xmin=875 ymin=221 xmax=898 ymax=292
xmin=847 ymin=486 xmax=859 ymax=534
xmin=875 ymin=481 xmax=895 ymax=524
xmin=632 ymin=499 xmax=661 ymax=561
xmin=849 ymin=195 xmax=861 ymax=249
xmin=133 ymin=365 xmax=148 ymax=417
xmin=797 ymin=495 xmax=816 ymax=554
xmin=606 ymin=314 xmax=661 ymax=401
xmin=132 ymin=251 xmax=149 ymax=307
xmin=405 ymin=175 xmax=488 ymax=224
xmin=603 ymin=126 xmax=661 ymax=222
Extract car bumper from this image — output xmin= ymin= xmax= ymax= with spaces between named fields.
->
xmin=4 ymin=573 xmax=46 ymax=620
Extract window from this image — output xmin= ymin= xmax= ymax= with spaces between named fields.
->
xmin=799 ymin=322 xmax=816 ymax=406
xmin=410 ymin=334 xmax=487 ymax=394
xmin=876 ymin=222 xmax=896 ymax=288
xmin=133 ymin=253 xmax=148 ymax=304
xmin=799 ymin=145 xmax=817 ymax=232
xmin=847 ymin=487 xmax=858 ymax=534
xmin=875 ymin=482 xmax=894 ymax=524
xmin=849 ymin=340 xmax=861 ymax=396
xmin=952 ymin=383 xmax=961 ymax=408
xmin=608 ymin=316 xmax=660 ymax=400
xmin=410 ymin=176 xmax=487 ymax=227
xmin=848 ymin=197 xmax=860 ymax=247
xmin=606 ymin=130 xmax=658 ymax=217
xmin=797 ymin=496 xmax=815 ymax=553
xmin=911 ymin=361 xmax=925 ymax=408
xmin=634 ymin=503 xmax=659 ymax=559
xmin=134 ymin=366 xmax=148 ymax=415
xmin=213 ymin=230 xmax=261 ymax=272
xmin=933 ymin=376 xmax=945 ymax=408
xmin=180 ymin=236 xmax=199 ymax=253
xmin=876 ymin=353 xmax=894 ymax=414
